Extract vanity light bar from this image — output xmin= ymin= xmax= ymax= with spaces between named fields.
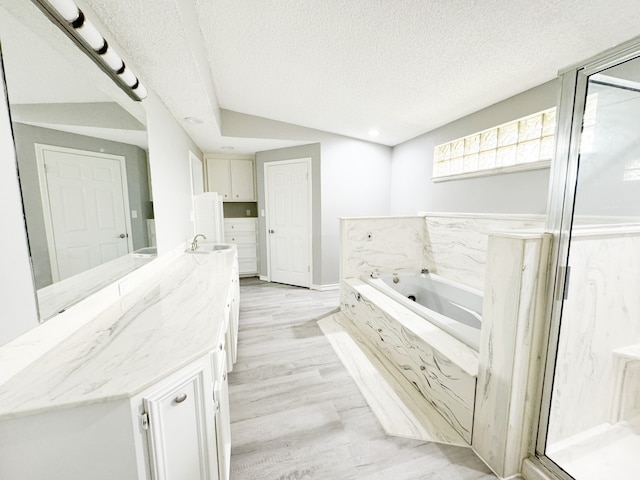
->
xmin=32 ymin=0 xmax=148 ymax=101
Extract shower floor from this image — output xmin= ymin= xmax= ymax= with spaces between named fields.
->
xmin=547 ymin=416 xmax=640 ymax=480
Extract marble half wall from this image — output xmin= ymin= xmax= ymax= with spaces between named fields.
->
xmin=422 ymin=213 xmax=545 ymax=290
xmin=340 ymin=216 xmax=425 ymax=280
xmin=473 ymin=232 xmax=551 ymax=479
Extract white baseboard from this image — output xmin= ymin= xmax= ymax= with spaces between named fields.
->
xmin=259 ymin=275 xmax=269 ymax=282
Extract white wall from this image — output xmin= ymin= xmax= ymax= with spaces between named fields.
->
xmin=146 ymin=94 xmax=203 ymax=254
xmin=0 ymin=60 xmax=39 ymax=345
xmin=224 ymin=110 xmax=392 ymax=286
xmin=390 ymin=80 xmax=560 ymax=215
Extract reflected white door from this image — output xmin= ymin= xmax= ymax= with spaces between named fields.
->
xmin=265 ymin=159 xmax=311 ymax=288
xmin=37 ymin=145 xmax=130 ymax=281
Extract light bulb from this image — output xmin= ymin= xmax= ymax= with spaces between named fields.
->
xmin=76 ymin=19 xmax=104 ymax=50
xmin=101 ymin=48 xmax=124 ymax=71
xmin=133 ymin=83 xmax=148 ymax=100
xmin=118 ymin=67 xmax=137 ymax=87
xmin=46 ymin=0 xmax=79 ymax=22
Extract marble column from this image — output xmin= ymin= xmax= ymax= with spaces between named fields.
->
xmin=472 ymin=232 xmax=550 ymax=478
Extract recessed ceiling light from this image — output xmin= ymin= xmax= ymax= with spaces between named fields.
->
xmin=184 ymin=117 xmax=204 ymax=124
xmin=369 ymin=129 xmax=380 ymax=138
xmin=220 ymin=146 xmax=235 ymax=150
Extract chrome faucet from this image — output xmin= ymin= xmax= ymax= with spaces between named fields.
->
xmin=370 ymin=269 xmax=380 ymax=279
xmin=191 ymin=234 xmax=207 ymax=251
xmin=421 ymin=268 xmax=430 ymax=274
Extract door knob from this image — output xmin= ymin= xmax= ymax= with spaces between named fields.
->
xmin=269 ymin=229 xmax=275 ymax=234
xmin=118 ymin=233 xmax=127 ymax=238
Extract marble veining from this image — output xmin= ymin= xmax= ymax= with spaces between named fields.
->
xmin=340 ymin=217 xmax=425 ymax=280
xmin=318 ymin=312 xmax=468 ymax=446
xmin=472 ymin=233 xmax=550 ymax=478
xmin=0 ymin=247 xmax=237 ymax=419
xmin=547 ymin=233 xmax=640 ymax=447
xmin=341 ymin=279 xmax=477 ymax=443
xmin=423 ymin=214 xmax=545 ymax=290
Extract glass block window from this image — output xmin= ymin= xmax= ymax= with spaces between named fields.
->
xmin=433 ymin=107 xmax=557 ymax=180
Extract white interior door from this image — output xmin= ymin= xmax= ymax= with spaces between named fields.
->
xmin=265 ymin=158 xmax=311 ymax=288
xmin=37 ymin=144 xmax=131 ymax=281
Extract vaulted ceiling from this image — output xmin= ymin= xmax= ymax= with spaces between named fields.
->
xmin=80 ymin=0 xmax=640 ymax=152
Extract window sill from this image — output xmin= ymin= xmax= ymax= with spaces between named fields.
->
xmin=432 ymin=159 xmax=551 ymax=183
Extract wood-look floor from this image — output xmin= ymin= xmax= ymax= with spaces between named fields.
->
xmin=228 ymin=278 xmax=496 ymax=480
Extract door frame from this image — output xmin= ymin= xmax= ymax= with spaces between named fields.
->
xmin=263 ymin=157 xmax=312 ymax=286
xmin=35 ymin=143 xmax=133 ymax=282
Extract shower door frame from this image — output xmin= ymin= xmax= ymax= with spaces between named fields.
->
xmin=533 ymin=36 xmax=640 ymax=480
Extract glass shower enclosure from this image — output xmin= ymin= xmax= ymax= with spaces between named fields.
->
xmin=537 ymin=49 xmax=640 ymax=480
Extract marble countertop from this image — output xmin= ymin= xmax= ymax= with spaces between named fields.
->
xmin=0 ymin=247 xmax=237 ymax=420
xmin=37 ymin=252 xmax=155 ymax=321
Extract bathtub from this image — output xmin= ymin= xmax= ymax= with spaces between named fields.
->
xmin=362 ymin=271 xmax=483 ymax=351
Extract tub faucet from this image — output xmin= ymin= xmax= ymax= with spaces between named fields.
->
xmin=191 ymin=234 xmax=206 ymax=251
xmin=370 ymin=269 xmax=380 ymax=279
xmin=421 ymin=268 xmax=430 ymax=274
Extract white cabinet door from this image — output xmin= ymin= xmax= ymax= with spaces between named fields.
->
xmin=206 ymin=158 xmax=231 ymax=200
xmin=230 ymin=159 xmax=256 ymax=201
xmin=206 ymin=156 xmax=256 ymax=202
xmin=212 ymin=349 xmax=231 ymax=480
xmin=143 ymin=358 xmax=218 ymax=480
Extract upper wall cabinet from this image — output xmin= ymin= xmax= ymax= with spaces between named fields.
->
xmin=205 ymin=154 xmax=256 ymax=202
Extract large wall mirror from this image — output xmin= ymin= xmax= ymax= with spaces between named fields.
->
xmin=0 ymin=1 xmax=155 ymax=321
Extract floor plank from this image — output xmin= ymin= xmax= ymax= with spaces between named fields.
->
xmin=229 ymin=278 xmax=496 ymax=480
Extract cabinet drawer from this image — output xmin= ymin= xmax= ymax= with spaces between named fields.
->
xmin=224 ymin=219 xmax=257 ymax=233
xmin=238 ymin=259 xmax=258 ymax=274
xmin=225 ymin=232 xmax=256 ymax=245
xmin=237 ymin=244 xmax=257 ymax=259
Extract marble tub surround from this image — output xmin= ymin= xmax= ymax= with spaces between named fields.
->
xmin=0 ymin=245 xmax=238 ymax=419
xmin=318 ymin=312 xmax=468 ymax=446
xmin=339 ymin=216 xmax=426 ymax=280
xmin=472 ymin=232 xmax=550 ymax=479
xmin=341 ymin=278 xmax=478 ymax=444
xmin=421 ymin=213 xmax=545 ymax=290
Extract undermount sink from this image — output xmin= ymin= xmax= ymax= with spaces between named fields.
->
xmin=185 ymin=243 xmax=232 ymax=254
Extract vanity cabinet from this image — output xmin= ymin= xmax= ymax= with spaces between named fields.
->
xmin=139 ymin=355 xmax=219 ymax=480
xmin=0 ymin=249 xmax=239 ymax=480
xmin=206 ymin=155 xmax=256 ymax=202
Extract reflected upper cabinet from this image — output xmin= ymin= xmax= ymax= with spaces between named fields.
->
xmin=205 ymin=154 xmax=256 ymax=202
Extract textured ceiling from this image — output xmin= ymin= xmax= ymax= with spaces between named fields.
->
xmin=81 ymin=0 xmax=640 ymax=149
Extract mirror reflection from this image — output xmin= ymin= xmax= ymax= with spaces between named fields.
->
xmin=0 ymin=1 xmax=155 ymax=321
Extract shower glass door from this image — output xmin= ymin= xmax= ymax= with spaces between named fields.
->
xmin=541 ymin=55 xmax=640 ymax=479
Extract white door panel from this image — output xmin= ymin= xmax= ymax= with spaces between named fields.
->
xmin=38 ymin=145 xmax=130 ymax=281
xmin=266 ymin=159 xmax=311 ymax=288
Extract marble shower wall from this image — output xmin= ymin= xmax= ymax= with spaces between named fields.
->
xmin=340 ymin=217 xmax=426 ymax=280
xmin=547 ymin=228 xmax=640 ymax=447
xmin=422 ymin=213 xmax=545 ymax=290
xmin=473 ymin=232 xmax=551 ymax=479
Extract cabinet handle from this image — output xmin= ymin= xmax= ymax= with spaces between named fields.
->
xmin=174 ymin=393 xmax=188 ymax=404
xmin=223 ymin=373 xmax=226 ymax=381
xmin=218 ymin=343 xmax=223 ymax=351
